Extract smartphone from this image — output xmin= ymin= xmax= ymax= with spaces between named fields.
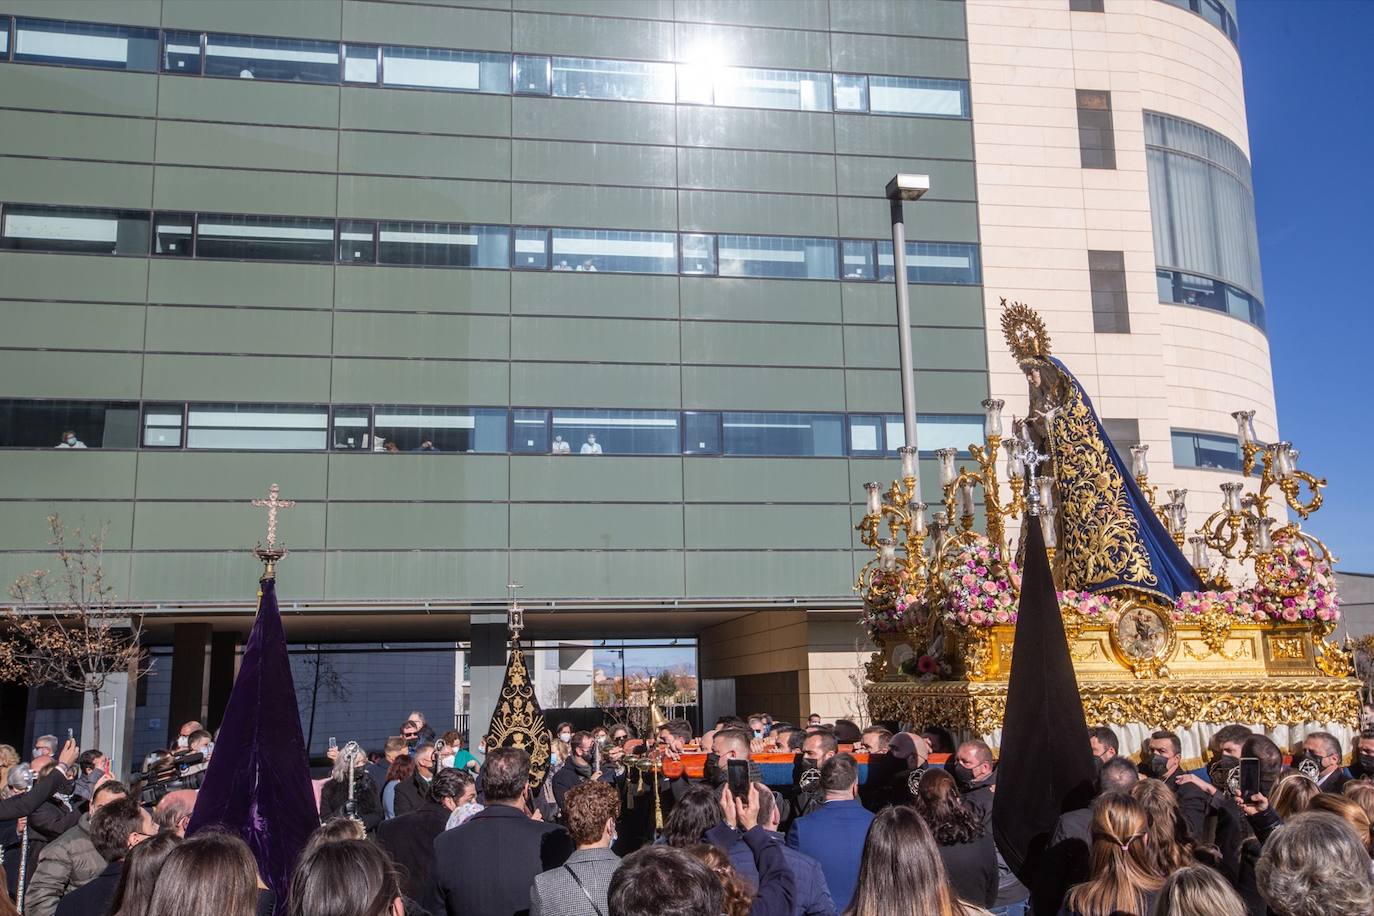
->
xmin=727 ymin=758 xmax=750 ymax=800
xmin=1239 ymin=756 xmax=1261 ymax=798
xmin=328 ymin=737 xmax=337 ymax=751
xmin=66 ymin=728 xmax=73 ymax=741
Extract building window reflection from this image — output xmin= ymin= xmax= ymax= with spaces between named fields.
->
xmin=372 ymin=406 xmax=507 ymax=453
xmin=876 ymin=240 xmax=982 ymax=285
xmin=552 ymin=56 xmax=674 ymax=103
xmin=14 ymin=18 xmax=157 ymax=71
xmin=204 ymin=33 xmax=339 ymax=83
xmin=551 ymin=410 xmax=680 ymax=455
xmin=342 ymin=43 xmax=379 ymax=84
xmin=377 ymin=222 xmax=508 ymax=268
xmin=161 ymin=30 xmax=201 ymax=74
xmin=550 ymin=228 xmax=676 ymax=274
xmin=680 ymin=233 xmax=717 ymax=275
xmin=1172 ymin=429 xmax=1242 ymax=472
xmin=186 ymin=404 xmax=328 ymax=451
xmin=196 ymin=214 xmax=334 ymax=262
xmin=718 ymin=235 xmax=838 ymax=281
xmin=381 ymin=45 xmax=509 ymax=93
xmin=0 ymin=400 xmax=138 ymax=449
xmin=1 ymin=204 xmax=150 ymax=256
xmin=513 ymin=227 xmax=550 ymax=270
xmin=514 ymin=55 xmax=550 ymax=95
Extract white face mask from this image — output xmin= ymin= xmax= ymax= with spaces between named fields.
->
xmin=558 ymin=733 xmax=572 ymax=743
xmin=440 ymin=754 xmax=456 ymax=770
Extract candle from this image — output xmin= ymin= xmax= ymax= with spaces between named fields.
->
xmin=1007 ymin=449 xmax=1025 ymax=480
xmin=1130 ymin=444 xmax=1149 ymax=479
xmin=1254 ymin=517 xmax=1274 ymax=554
xmin=1169 ymin=490 xmax=1188 ymax=529
xmin=1040 ymin=512 xmax=1057 ymax=549
xmin=1231 ymin=410 xmax=1256 ymax=446
xmin=1037 ymin=477 xmax=1055 ymax=514
xmin=878 ymin=538 xmax=897 ymax=571
xmin=936 ymin=448 xmax=958 ymax=487
xmin=1221 ymin=482 xmax=1244 ymax=515
xmin=911 ymin=503 xmax=927 ymax=535
xmin=898 ymin=445 xmax=918 ymax=482
xmin=1274 ymin=443 xmax=1296 ymax=480
xmin=958 ymin=480 xmax=976 ymax=517
xmin=865 ymin=482 xmax=883 ymax=516
xmin=1188 ymin=536 xmax=1209 ymax=571
xmin=981 ymin=398 xmax=1005 ymax=439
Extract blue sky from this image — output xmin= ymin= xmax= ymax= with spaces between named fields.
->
xmin=1241 ymin=0 xmax=1372 ymax=571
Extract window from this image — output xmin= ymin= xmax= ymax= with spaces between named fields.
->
xmin=343 ymin=44 xmax=379 ymax=84
xmin=381 ymin=46 xmax=510 ymax=94
xmin=161 ymin=30 xmax=201 ymax=74
xmin=152 ymin=212 xmax=193 ymax=257
xmin=682 ymin=412 xmax=721 ymax=455
xmin=1088 ymin=249 xmax=1130 ymax=333
xmin=1157 ymin=268 xmax=1265 ymax=331
xmin=550 ymin=228 xmax=676 ymax=274
xmin=1172 ymin=429 xmax=1242 ymax=472
xmin=13 ymin=18 xmax=158 ymax=71
xmin=377 ymin=222 xmax=508 ymax=268
xmin=513 ymin=227 xmax=549 ymax=270
xmin=876 ymin=240 xmax=982 ymax=285
xmin=884 ymin=415 xmax=984 ymax=456
xmin=1101 ymin=419 xmax=1141 ymax=456
xmin=1 ymin=204 xmax=149 ymax=256
xmin=0 ymin=18 xmax=9 ymax=59
xmin=204 ymin=33 xmax=339 ymax=83
xmin=1077 ymin=89 xmax=1116 ymax=169
xmin=718 ymin=235 xmax=837 ymax=280
xmin=833 ymin=74 xmax=868 ymax=112
xmin=373 ymin=407 xmax=507 ymax=453
xmin=186 ymin=404 xmax=328 ymax=450
xmin=142 ymin=404 xmax=184 ymax=448
xmin=678 ymin=65 xmax=831 ymax=111
xmin=552 ymin=57 xmax=673 ymax=103
xmin=841 ymin=240 xmax=876 ymax=280
xmin=722 ymin=412 xmax=844 ymax=457
xmin=848 ymin=415 xmax=884 ymax=455
xmin=512 ymin=408 xmax=551 ymax=453
xmin=0 ymin=399 xmax=139 ymax=448
xmin=1158 ymin=0 xmax=1239 ymax=46
xmin=680 ymin=233 xmax=716 ymax=275
xmin=868 ymin=76 xmax=968 ymax=118
xmin=331 ymin=406 xmax=371 ymax=450
xmin=196 ymin=214 xmax=334 ymax=262
xmin=1070 ymin=0 xmax=1105 ymax=10
xmin=551 ymin=410 xmax=679 ymax=455
xmin=337 ymin=221 xmax=376 ymax=264
xmin=514 ymin=55 xmax=550 ymax=95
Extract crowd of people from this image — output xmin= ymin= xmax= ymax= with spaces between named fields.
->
xmin=0 ymin=710 xmax=1372 ymax=916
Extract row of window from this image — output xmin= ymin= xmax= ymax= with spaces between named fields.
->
xmin=4 ymin=400 xmax=986 ymax=459
xmin=1156 ymin=268 xmax=1265 ymax=331
xmin=1157 ymin=0 xmax=1240 ymax=48
xmin=1172 ymin=429 xmax=1241 ymax=472
xmin=0 ymin=203 xmax=984 ymax=285
xmin=0 ymin=15 xmax=971 ymax=119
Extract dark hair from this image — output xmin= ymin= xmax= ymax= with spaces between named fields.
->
xmin=78 ymin=749 xmax=105 ymax=774
xmin=303 ymin=818 xmax=367 ymax=859
xmin=914 ymin=767 xmax=984 ymax=845
xmin=481 ymin=747 xmax=531 ymax=802
xmin=565 ymin=781 xmax=622 ymax=847
xmin=109 ymin=832 xmax=182 ymax=916
xmin=1213 ymin=724 xmax=1253 ymax=748
xmin=804 ymin=731 xmax=838 ymax=757
xmin=90 ymin=796 xmax=147 ymax=861
xmin=93 ymin=779 xmax=130 ymax=806
xmin=385 ymin=754 xmax=414 ymax=784
xmin=1088 ymin=726 xmax=1120 ymax=753
xmin=288 ymin=838 xmax=400 ymax=916
xmin=1306 ymin=730 xmax=1342 ymax=760
xmin=428 ymin=768 xmax=473 ymax=804
xmin=660 ymin=719 xmax=693 ymax=741
xmin=685 ymin=844 xmax=754 ymax=916
xmin=571 ymin=730 xmax=595 ymax=754
xmin=715 ymin=716 xmax=746 ymax=730
xmin=714 ymin=729 xmax=751 ymax=758
xmin=845 ymin=806 xmax=961 ymax=916
xmin=145 ymin=831 xmax=260 ymax=916
xmin=833 ymin=720 xmax=863 ymax=744
xmin=1099 ymin=757 xmax=1141 ymax=795
xmin=920 ymin=725 xmax=955 ymax=754
xmin=662 ymin=784 xmax=723 ymax=848
xmin=1151 ymin=730 xmax=1182 ymax=756
xmin=609 ymin=846 xmax=722 ymax=916
xmin=1242 ymin=735 xmax=1284 ymax=795
xmin=821 ymin=753 xmax=859 ymax=793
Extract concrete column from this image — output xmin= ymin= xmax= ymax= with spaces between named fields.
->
xmin=206 ymin=631 xmax=240 ymax=733
xmin=80 ymin=652 xmax=138 ymax=778
xmin=167 ymin=622 xmax=210 ymax=743
xmin=466 ymin=614 xmax=509 ymax=756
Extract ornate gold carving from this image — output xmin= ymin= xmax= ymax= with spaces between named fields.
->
xmin=1180 ymin=608 xmax=1244 ymax=661
xmin=1269 ymin=638 xmax=1306 ymax=661
xmin=961 ymin=629 xmax=996 ymax=682
xmin=1000 ymin=298 xmax=1052 ymax=362
xmin=1314 ymin=622 xmax=1353 ymax=677
xmin=1107 ymin=600 xmax=1175 ymax=679
xmin=486 ymin=638 xmax=552 ymax=788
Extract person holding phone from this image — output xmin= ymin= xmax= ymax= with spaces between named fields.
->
xmin=785 ymin=754 xmax=872 ymax=912
xmin=704 ymin=781 xmax=795 ymax=916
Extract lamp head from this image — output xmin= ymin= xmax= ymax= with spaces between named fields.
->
xmin=886 ymin=173 xmax=931 ymax=201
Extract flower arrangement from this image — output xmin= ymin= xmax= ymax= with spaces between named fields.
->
xmin=1058 ymin=589 xmax=1120 ymax=624
xmin=899 ymin=653 xmax=950 ymax=681
xmin=1172 ymin=589 xmax=1264 ymax=624
xmin=941 ymin=541 xmax=1019 ymax=628
xmin=1251 ymin=535 xmax=1340 ymax=623
xmin=860 ymin=567 xmax=928 ymax=641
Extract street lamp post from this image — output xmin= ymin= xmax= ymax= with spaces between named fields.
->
xmin=885 ymin=173 xmax=930 ymax=457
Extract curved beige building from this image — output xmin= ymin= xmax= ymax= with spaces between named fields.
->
xmin=968 ymin=0 xmax=1271 ymax=529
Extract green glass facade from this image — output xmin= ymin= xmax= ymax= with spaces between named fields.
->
xmin=0 ymin=0 xmax=985 ymax=609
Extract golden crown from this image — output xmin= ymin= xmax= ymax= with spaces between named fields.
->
xmin=1000 ymin=298 xmax=1052 ymax=363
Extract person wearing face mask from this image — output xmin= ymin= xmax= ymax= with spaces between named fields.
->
xmin=531 ymin=781 xmax=622 ymax=916
xmin=1142 ymin=730 xmax=1209 ymax=841
xmin=1087 ymin=727 xmax=1118 ymax=767
xmin=552 ymin=732 xmax=618 ymax=814
xmin=437 ymin=730 xmax=478 ymax=773
xmin=1349 ymin=730 xmax=1374 ymax=780
xmin=53 ymin=431 xmax=86 ymax=449
xmin=1297 ymin=730 xmax=1350 ymax=793
xmin=789 ymin=732 xmax=837 ymax=822
xmin=948 ymin=739 xmax=1031 ymax=914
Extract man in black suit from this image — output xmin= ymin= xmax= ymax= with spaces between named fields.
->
xmin=552 ymin=732 xmax=617 ymax=813
xmin=1033 ymin=755 xmax=1140 ymax=914
xmin=1300 ymin=731 xmax=1351 ymax=794
xmin=430 ymin=747 xmax=574 ymax=916
xmin=394 ymin=741 xmax=436 ymax=816
xmin=377 ymin=768 xmax=473 ymax=904
xmin=53 ymin=796 xmax=155 ymax=916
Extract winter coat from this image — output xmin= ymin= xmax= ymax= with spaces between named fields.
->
xmin=25 ymin=813 xmax=106 ymax=916
xmin=319 ymin=773 xmax=384 ymax=833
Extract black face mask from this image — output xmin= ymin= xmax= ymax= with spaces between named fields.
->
xmin=947 ymin=760 xmax=976 ymax=792
xmin=1207 ymin=755 xmax=1239 ymax=789
xmin=704 ymin=752 xmax=724 ymax=787
xmin=1358 ymin=753 xmax=1374 ymax=774
xmin=1148 ymin=754 xmax=1170 ymax=778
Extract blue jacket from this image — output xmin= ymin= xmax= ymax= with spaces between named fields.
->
xmin=772 ymin=833 xmax=837 ymax=916
xmin=785 ymin=798 xmax=874 ymax=913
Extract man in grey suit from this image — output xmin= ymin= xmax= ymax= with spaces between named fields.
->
xmin=532 ymin=780 xmax=621 ymax=916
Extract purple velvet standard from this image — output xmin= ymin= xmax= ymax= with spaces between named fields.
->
xmin=186 ymin=577 xmax=318 ymax=914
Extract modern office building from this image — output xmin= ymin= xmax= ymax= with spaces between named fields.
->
xmin=0 ymin=0 xmax=1270 ymax=759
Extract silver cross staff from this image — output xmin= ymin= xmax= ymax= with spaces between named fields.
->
xmin=251 ymin=483 xmax=296 ymax=550
xmin=1009 ymin=429 xmax=1051 ymax=517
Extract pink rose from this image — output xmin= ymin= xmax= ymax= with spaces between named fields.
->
xmin=1281 ymin=607 xmax=1299 ymax=622
xmin=970 ymin=610 xmax=988 ymax=625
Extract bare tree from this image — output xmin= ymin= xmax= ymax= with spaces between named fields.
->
xmin=0 ymin=515 xmax=144 ymax=750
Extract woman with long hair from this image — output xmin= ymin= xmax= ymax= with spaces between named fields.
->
xmin=109 ymin=833 xmax=183 ymax=916
xmin=1060 ymin=794 xmax=1163 ymax=916
xmin=845 ymin=805 xmax=991 ymax=916
xmin=319 ymin=743 xmax=383 ymax=833
xmin=662 ymin=784 xmax=725 ymax=849
xmin=381 ymin=755 xmax=413 ymax=820
xmin=1148 ymin=864 xmax=1245 ymax=916
xmin=913 ymin=768 xmax=997 ymax=908
xmin=1270 ymin=773 xmax=1319 ymax=820
xmin=685 ymin=844 xmax=754 ymax=916
xmin=1130 ymin=778 xmax=1195 ymax=875
xmin=145 ymin=832 xmax=260 ymax=916
xmin=1308 ymin=793 xmax=1374 ymax=855
xmin=288 ymin=838 xmax=403 ymax=916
